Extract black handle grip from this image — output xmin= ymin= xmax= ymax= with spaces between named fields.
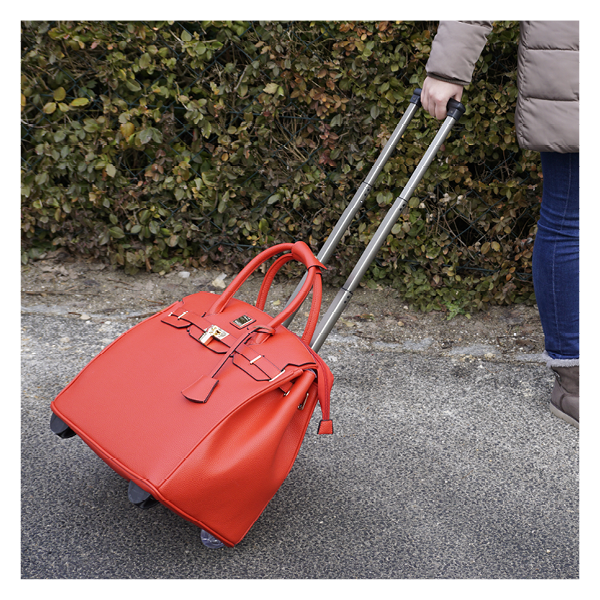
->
xmin=412 ymin=88 xmax=466 ymax=121
xmin=410 ymin=88 xmax=423 ymax=106
xmin=446 ymin=97 xmax=466 ymax=121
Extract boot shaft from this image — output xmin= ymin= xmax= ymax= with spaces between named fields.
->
xmin=551 ymin=366 xmax=579 ymax=396
xmin=550 ymin=365 xmax=579 ymax=426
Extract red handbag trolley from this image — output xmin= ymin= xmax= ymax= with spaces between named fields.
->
xmin=50 ymin=90 xmax=465 ymax=548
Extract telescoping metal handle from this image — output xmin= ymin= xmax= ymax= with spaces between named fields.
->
xmin=282 ymin=89 xmax=423 ymax=328
xmin=309 ymin=91 xmax=466 ymax=352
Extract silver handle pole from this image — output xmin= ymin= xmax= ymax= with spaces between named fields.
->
xmin=282 ymin=98 xmax=421 ymax=328
xmin=310 ymin=113 xmax=460 ymax=352
xmin=318 ymin=100 xmax=420 ymax=267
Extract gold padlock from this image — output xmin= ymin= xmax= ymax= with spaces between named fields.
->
xmin=199 ymin=325 xmax=229 ymax=346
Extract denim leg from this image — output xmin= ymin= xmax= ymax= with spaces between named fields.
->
xmin=532 ymin=152 xmax=579 ymax=362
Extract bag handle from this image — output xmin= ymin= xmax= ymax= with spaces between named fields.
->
xmin=256 ymin=253 xmax=296 ymax=311
xmin=255 ymin=253 xmax=323 ymax=343
xmin=207 ymin=242 xmax=325 ymax=343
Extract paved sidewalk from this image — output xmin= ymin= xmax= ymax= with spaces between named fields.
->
xmin=20 ymin=260 xmax=579 ymax=579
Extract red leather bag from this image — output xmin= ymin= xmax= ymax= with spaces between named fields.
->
xmin=50 ymin=241 xmax=334 ymax=547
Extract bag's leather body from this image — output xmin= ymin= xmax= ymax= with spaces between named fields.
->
xmin=51 ymin=242 xmax=333 ymax=547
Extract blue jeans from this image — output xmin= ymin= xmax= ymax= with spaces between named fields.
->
xmin=532 ymin=152 xmax=579 ymax=362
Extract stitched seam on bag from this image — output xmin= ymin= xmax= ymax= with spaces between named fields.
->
xmin=158 ymin=367 xmax=308 ymax=486
xmin=156 ymin=367 xmax=311 ymax=488
xmin=150 ymin=385 xmax=315 ymax=548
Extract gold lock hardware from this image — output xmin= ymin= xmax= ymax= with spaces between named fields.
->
xmin=233 ymin=314 xmax=255 ymax=328
xmin=200 ymin=325 xmax=229 ymax=346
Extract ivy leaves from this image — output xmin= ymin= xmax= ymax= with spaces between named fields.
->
xmin=22 ymin=20 xmax=538 ymax=311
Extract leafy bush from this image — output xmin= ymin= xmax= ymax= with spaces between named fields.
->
xmin=21 ymin=21 xmax=541 ymax=313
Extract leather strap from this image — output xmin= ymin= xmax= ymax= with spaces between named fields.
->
xmin=161 ymin=245 xmax=333 ymax=425
xmin=164 ymin=305 xmax=333 ymax=431
xmin=306 ymin=345 xmax=333 ymax=435
xmin=163 ymin=307 xmax=284 ymax=380
xmin=302 ymin=269 xmax=322 ymax=346
xmin=182 ymin=328 xmax=258 ymax=403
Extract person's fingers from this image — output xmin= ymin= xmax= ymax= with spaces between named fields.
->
xmin=420 ymin=84 xmax=428 ymax=112
xmin=434 ymin=99 xmax=447 ymax=120
xmin=421 ymin=79 xmax=437 ymax=118
xmin=422 ymin=78 xmax=446 ymax=119
xmin=421 ymin=77 xmax=464 ymax=120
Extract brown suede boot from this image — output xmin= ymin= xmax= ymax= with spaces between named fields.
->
xmin=549 ymin=366 xmax=579 ymax=429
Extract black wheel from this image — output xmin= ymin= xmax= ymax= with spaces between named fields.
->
xmin=50 ymin=413 xmax=76 ymax=439
xmin=128 ymin=481 xmax=159 ymax=509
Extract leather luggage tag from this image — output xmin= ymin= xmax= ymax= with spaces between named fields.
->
xmin=181 ymin=375 xmax=219 ymax=404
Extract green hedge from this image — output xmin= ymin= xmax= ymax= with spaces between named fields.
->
xmin=21 ymin=21 xmax=541 ymax=313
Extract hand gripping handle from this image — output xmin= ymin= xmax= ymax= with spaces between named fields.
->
xmin=207 ymin=242 xmax=325 ymax=342
xmin=413 ymin=88 xmax=466 ymax=121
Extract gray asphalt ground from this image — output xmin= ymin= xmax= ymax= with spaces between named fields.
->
xmin=20 ymin=298 xmax=580 ymax=582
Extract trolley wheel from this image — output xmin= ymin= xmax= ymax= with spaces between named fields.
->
xmin=50 ymin=413 xmax=76 ymax=439
xmin=128 ymin=481 xmax=159 ymax=509
xmin=201 ymin=529 xmax=225 ymax=549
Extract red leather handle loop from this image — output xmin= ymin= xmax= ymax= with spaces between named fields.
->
xmin=207 ymin=242 xmax=325 ymax=340
xmin=256 ymin=254 xmax=295 ymax=311
xmin=208 ymin=243 xmax=295 ymax=316
xmin=267 ymin=264 xmax=317 ymax=332
xmin=289 ymin=241 xmax=325 ymax=270
xmin=255 ymin=253 xmax=322 ymax=343
xmin=302 ymin=268 xmax=322 ymax=345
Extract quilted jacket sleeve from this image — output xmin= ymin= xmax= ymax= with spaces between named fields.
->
xmin=426 ymin=21 xmax=494 ymax=85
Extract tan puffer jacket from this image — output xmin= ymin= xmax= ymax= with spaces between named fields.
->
xmin=425 ymin=21 xmax=579 ymax=153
